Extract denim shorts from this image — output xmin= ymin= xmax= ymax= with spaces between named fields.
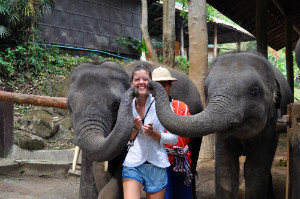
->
xmin=122 ymin=164 xmax=168 ymax=193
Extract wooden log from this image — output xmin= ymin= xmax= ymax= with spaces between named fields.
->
xmin=0 ymin=90 xmax=67 ymax=109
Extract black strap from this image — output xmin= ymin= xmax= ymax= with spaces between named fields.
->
xmin=141 ymin=99 xmax=155 ymax=125
xmin=128 ymin=99 xmax=155 ymax=151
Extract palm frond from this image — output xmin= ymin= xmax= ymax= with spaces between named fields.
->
xmin=0 ymin=0 xmax=9 ymax=15
xmin=0 ymin=25 xmax=11 ymax=38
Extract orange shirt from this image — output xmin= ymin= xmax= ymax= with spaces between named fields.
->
xmin=165 ymin=99 xmax=192 ymax=164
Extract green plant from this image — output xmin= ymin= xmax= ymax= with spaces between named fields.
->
xmin=0 ymin=0 xmax=55 ymax=49
xmin=115 ymin=37 xmax=148 ymax=56
xmin=175 ymin=56 xmax=189 ymax=74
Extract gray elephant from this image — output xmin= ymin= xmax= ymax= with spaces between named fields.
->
xmin=149 ymin=52 xmax=294 ymax=199
xmin=67 ymin=61 xmax=203 ymax=199
xmin=68 ymin=62 xmax=135 ymax=199
xmin=296 ymin=39 xmax=300 ymax=69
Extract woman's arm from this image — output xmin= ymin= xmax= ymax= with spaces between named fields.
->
xmin=160 ymin=131 xmax=178 ymax=145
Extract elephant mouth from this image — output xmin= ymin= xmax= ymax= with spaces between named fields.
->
xmin=227 ymin=122 xmax=239 ymax=131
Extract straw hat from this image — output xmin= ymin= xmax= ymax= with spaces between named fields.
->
xmin=152 ymin=66 xmax=177 ymax=82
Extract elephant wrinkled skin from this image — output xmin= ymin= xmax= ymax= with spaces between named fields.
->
xmin=150 ymin=52 xmax=294 ymax=199
xmin=68 ymin=61 xmax=203 ymax=199
xmin=68 ymin=62 xmax=136 ymax=199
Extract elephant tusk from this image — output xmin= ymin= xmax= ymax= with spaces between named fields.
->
xmin=72 ymin=146 xmax=81 ymax=172
xmin=104 ymin=161 xmax=108 ymax=172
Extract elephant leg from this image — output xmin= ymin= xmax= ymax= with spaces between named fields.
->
xmin=93 ymin=162 xmax=111 ymax=192
xmin=80 ymin=154 xmax=98 ymax=199
xmin=189 ymin=137 xmax=202 ymax=199
xmin=215 ymin=135 xmax=240 ymax=199
xmin=98 ymin=162 xmax=124 ymax=199
xmin=244 ymin=124 xmax=278 ymax=199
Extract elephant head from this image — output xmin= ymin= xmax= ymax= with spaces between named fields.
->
xmin=68 ymin=62 xmax=136 ymax=162
xmin=296 ymin=38 xmax=300 ymax=69
xmin=150 ymin=52 xmax=293 ymax=138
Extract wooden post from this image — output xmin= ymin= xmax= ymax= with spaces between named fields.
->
xmin=287 ymin=102 xmax=300 ymax=199
xmin=213 ymin=23 xmax=217 ymax=58
xmin=256 ymin=0 xmax=268 ymax=57
xmin=285 ymin=15 xmax=294 ymax=96
xmin=285 ymin=111 xmax=290 ymax=199
xmin=0 ymin=87 xmax=14 ymax=158
xmin=237 ymin=32 xmax=242 ymax=52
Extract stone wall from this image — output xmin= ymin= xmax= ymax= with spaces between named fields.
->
xmin=41 ymin=0 xmax=142 ymax=55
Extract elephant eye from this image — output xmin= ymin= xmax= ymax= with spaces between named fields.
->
xmin=111 ymin=100 xmax=120 ymax=112
xmin=249 ymin=87 xmax=261 ymax=99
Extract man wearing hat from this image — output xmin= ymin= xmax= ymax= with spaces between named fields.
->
xmin=152 ymin=66 xmax=193 ymax=199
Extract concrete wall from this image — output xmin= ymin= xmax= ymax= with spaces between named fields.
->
xmin=41 ymin=0 xmax=142 ymax=55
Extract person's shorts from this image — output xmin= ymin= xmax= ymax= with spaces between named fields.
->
xmin=122 ymin=164 xmax=168 ymax=193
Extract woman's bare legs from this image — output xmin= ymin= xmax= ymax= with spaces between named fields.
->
xmin=146 ymin=188 xmax=166 ymax=199
xmin=123 ymin=177 xmax=143 ymax=199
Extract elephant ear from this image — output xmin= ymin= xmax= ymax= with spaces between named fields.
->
xmin=273 ymin=79 xmax=281 ymax=110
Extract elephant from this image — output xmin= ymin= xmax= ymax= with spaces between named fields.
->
xmin=67 ymin=61 xmax=203 ymax=199
xmin=149 ymin=51 xmax=294 ymax=199
xmin=67 ymin=62 xmax=135 ymax=199
xmin=296 ymin=38 xmax=300 ymax=69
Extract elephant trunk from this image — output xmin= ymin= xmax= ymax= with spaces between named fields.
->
xmin=77 ymin=87 xmax=137 ymax=162
xmin=150 ymin=81 xmax=243 ymax=138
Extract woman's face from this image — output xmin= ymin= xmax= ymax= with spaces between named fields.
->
xmin=131 ymin=69 xmax=150 ymax=96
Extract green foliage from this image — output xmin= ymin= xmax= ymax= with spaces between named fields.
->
xmin=294 ymin=88 xmax=300 ymax=101
xmin=0 ymin=0 xmax=55 ymax=49
xmin=175 ymin=56 xmax=189 ymax=74
xmin=115 ymin=37 xmax=148 ymax=56
xmin=268 ymin=47 xmax=300 ymax=80
xmin=0 ymin=42 xmax=133 ymax=89
xmin=0 ymin=42 xmax=91 ymax=80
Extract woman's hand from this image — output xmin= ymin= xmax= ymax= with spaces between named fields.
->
xmin=133 ymin=116 xmax=142 ymax=131
xmin=130 ymin=117 xmax=142 ymax=141
xmin=143 ymin=123 xmax=154 ymax=137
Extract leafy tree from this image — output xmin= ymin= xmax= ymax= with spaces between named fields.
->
xmin=0 ymin=0 xmax=55 ymax=49
xmin=115 ymin=37 xmax=148 ymax=56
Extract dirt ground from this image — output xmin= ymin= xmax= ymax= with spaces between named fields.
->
xmin=0 ymin=147 xmax=287 ymax=199
xmin=195 ymin=146 xmax=287 ymax=199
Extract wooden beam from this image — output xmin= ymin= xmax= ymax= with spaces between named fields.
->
xmin=0 ymin=91 xmax=67 ymax=109
xmin=272 ymin=0 xmax=300 ymax=35
xmin=285 ymin=15 xmax=294 ymax=95
xmin=256 ymin=0 xmax=268 ymax=57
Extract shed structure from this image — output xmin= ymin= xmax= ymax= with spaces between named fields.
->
xmin=41 ymin=0 xmax=142 ymax=56
xmin=206 ymin=0 xmax=300 ymax=51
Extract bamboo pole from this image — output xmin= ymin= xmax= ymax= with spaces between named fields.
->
xmin=0 ymin=90 xmax=67 ymax=109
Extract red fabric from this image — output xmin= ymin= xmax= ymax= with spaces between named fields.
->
xmin=165 ymin=100 xmax=192 ymax=164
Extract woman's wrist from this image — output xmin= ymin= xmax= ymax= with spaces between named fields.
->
xmin=151 ymin=130 xmax=155 ymax=137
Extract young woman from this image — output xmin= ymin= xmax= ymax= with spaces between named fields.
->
xmin=122 ymin=65 xmax=178 ymax=199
